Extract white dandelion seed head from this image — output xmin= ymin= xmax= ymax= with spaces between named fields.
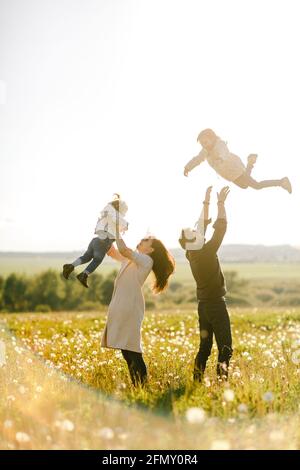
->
xmin=291 ymin=350 xmax=300 ymax=365
xmin=269 ymin=430 xmax=284 ymax=442
xmin=98 ymin=427 xmax=115 ymax=440
xmin=237 ymin=404 xmax=248 ymax=414
xmin=54 ymin=419 xmax=75 ymax=432
xmin=185 ymin=407 xmax=206 ymax=424
xmin=263 ymin=391 xmax=274 ymax=402
xmin=4 ymin=420 xmax=13 ymax=429
xmin=16 ymin=432 xmax=31 ymax=443
xmin=223 ymin=389 xmax=235 ymax=402
xmin=0 ymin=340 xmax=7 ymax=367
xmin=210 ymin=439 xmax=231 ymax=450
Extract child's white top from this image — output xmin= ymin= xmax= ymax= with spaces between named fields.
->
xmin=185 ymin=137 xmax=246 ymax=182
xmin=95 ymin=201 xmax=128 ymax=239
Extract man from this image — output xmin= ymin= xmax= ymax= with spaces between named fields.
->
xmin=179 ymin=186 xmax=232 ymax=381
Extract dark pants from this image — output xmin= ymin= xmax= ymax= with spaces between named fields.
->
xmin=78 ymin=236 xmax=114 ymax=274
xmin=194 ymin=299 xmax=232 ymax=381
xmin=121 ymin=350 xmax=147 ymax=386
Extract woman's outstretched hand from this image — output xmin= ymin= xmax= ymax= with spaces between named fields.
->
xmin=204 ymin=185 xmax=213 ymax=203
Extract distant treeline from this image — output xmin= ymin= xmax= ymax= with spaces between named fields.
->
xmin=0 ymin=270 xmax=117 ymax=313
xmin=1 ymin=269 xmax=300 ymax=313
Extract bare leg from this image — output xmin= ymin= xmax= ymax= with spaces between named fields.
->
xmin=247 ymin=176 xmax=284 ymax=190
xmin=235 ymin=173 xmax=292 ymax=192
xmin=245 ymin=154 xmax=257 ymax=176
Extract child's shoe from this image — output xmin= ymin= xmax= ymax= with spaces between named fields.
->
xmin=77 ymin=272 xmax=89 ymax=288
xmin=62 ymin=264 xmax=74 ymax=280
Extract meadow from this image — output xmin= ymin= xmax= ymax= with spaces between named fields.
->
xmin=1 ymin=254 xmax=300 ymax=449
xmin=1 ymin=307 xmax=300 ymax=449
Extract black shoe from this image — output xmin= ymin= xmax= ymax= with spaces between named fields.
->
xmin=77 ymin=272 xmax=89 ymax=288
xmin=62 ymin=264 xmax=74 ymax=280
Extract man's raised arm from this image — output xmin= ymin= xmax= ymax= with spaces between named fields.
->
xmin=207 ymin=186 xmax=230 ymax=252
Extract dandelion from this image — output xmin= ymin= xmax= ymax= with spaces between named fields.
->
xmin=16 ymin=432 xmax=31 ymax=443
xmin=204 ymin=377 xmax=211 ymax=387
xmin=186 ymin=407 xmax=206 ymax=424
xmin=19 ymin=386 xmax=26 ymax=395
xmin=4 ymin=420 xmax=13 ymax=429
xmin=263 ymin=391 xmax=274 ymax=402
xmin=223 ymin=389 xmax=235 ymax=402
xmin=269 ymin=430 xmax=284 ymax=442
xmin=98 ymin=427 xmax=114 ymax=440
xmin=237 ymin=404 xmax=248 ymax=414
xmin=291 ymin=339 xmax=300 ymax=349
xmin=210 ymin=439 xmax=231 ymax=450
xmin=291 ymin=350 xmax=300 ymax=365
xmin=54 ymin=419 xmax=75 ymax=432
xmin=0 ymin=340 xmax=6 ymax=367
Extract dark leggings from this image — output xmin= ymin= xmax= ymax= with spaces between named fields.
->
xmin=121 ymin=350 xmax=147 ymax=386
xmin=194 ymin=299 xmax=233 ymax=381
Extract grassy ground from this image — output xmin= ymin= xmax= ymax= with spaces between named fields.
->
xmin=2 ymin=308 xmax=300 ymax=418
xmin=1 ymin=307 xmax=300 ymax=449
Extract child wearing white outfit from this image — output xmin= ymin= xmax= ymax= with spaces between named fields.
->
xmin=184 ymin=128 xmax=292 ymax=193
xmin=62 ymin=194 xmax=128 ymax=288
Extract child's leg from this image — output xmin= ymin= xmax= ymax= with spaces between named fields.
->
xmin=63 ymin=241 xmax=94 ymax=280
xmin=245 ymin=162 xmax=255 ymax=177
xmin=246 ymin=176 xmax=286 ymax=190
xmin=234 ymin=173 xmax=286 ymax=190
xmin=72 ymin=241 xmax=94 ymax=267
xmin=83 ymin=237 xmax=114 ymax=275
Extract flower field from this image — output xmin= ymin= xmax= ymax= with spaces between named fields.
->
xmin=1 ymin=307 xmax=300 ymax=449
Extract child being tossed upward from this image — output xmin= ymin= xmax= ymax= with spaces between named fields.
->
xmin=184 ymin=128 xmax=292 ymax=194
xmin=62 ymin=194 xmax=128 ymax=288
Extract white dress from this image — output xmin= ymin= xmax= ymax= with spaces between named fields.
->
xmin=101 ymin=251 xmax=153 ymax=353
xmin=185 ymin=137 xmax=246 ymax=182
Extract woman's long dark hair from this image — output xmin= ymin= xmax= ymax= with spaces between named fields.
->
xmin=148 ymin=239 xmax=175 ymax=294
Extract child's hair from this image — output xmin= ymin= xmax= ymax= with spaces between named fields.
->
xmin=110 ymin=193 xmax=121 ymax=211
xmin=197 ymin=128 xmax=216 ymax=143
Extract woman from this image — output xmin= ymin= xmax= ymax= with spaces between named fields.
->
xmin=101 ymin=216 xmax=175 ymax=387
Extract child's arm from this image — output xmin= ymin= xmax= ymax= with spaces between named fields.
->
xmin=107 ymin=245 xmax=127 ymax=262
xmin=206 ymin=187 xmax=230 ymax=252
xmin=184 ymin=150 xmax=206 ymax=177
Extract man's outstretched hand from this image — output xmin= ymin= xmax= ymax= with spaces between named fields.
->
xmin=217 ymin=186 xmax=230 ymax=203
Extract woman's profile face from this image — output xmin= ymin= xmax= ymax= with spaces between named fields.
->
xmin=137 ymin=238 xmax=154 ymax=254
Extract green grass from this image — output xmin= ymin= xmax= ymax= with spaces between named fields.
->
xmin=3 ymin=307 xmax=300 ymax=419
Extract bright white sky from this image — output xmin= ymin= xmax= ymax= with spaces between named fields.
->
xmin=0 ymin=0 xmax=299 ymax=252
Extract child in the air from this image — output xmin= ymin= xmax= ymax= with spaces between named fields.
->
xmin=184 ymin=128 xmax=292 ymax=193
xmin=62 ymin=194 xmax=128 ymax=288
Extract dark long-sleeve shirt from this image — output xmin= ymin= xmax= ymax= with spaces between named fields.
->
xmin=186 ymin=218 xmax=227 ymax=301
